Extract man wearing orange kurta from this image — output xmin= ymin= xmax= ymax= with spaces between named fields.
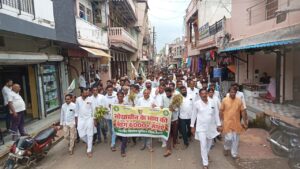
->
xmin=220 ymin=87 xmax=248 ymax=159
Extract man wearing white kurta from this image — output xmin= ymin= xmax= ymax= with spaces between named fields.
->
xmin=187 ymin=80 xmax=200 ymax=101
xmin=75 ymin=88 xmax=95 ymax=157
xmin=178 ymin=86 xmax=194 ymax=147
xmin=90 ymin=87 xmax=106 ymax=143
xmin=137 ymin=89 xmax=156 ymax=152
xmin=191 ymin=89 xmax=221 ymax=169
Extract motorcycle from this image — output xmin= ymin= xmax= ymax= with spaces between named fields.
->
xmin=267 ymin=117 xmax=300 ymax=169
xmin=3 ymin=126 xmax=58 ymax=169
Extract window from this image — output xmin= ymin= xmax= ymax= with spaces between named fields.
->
xmin=79 ymin=3 xmax=86 ymax=20
xmin=266 ymin=0 xmax=278 ymax=20
xmin=86 ymin=8 xmax=92 ymax=23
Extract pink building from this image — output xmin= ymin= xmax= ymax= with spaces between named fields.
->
xmin=220 ymin=0 xmax=300 ymax=126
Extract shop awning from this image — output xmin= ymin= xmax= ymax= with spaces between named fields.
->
xmin=80 ymin=47 xmax=111 ymax=58
xmin=0 ymin=52 xmax=48 ymax=65
xmin=48 ymin=55 xmax=64 ymax=61
xmin=219 ymin=38 xmax=300 ymax=53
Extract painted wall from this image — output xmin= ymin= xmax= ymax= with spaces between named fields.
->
xmin=53 ymin=0 xmax=77 ymax=44
xmin=236 ymin=51 xmax=276 ymax=84
xmin=0 ymin=0 xmax=55 ymax=28
xmin=227 ymin=0 xmax=300 ymax=42
xmin=0 ymin=32 xmax=58 ymax=54
xmin=236 ymin=49 xmax=299 ymax=102
xmin=198 ymin=0 xmax=231 ymax=27
xmin=34 ymin=0 xmax=55 ymax=24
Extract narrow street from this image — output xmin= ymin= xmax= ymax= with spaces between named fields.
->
xmin=34 ymin=129 xmax=289 ymax=169
xmin=1 ymin=0 xmax=300 ymax=168
xmin=36 ymin=138 xmax=237 ymax=169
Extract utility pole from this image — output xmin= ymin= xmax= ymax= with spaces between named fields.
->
xmin=152 ymin=26 xmax=156 ymax=57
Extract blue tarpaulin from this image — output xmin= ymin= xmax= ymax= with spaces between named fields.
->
xmin=219 ymin=38 xmax=300 ymax=53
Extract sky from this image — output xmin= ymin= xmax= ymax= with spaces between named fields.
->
xmin=148 ymin=0 xmax=190 ymax=52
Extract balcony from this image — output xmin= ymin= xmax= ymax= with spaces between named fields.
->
xmin=197 ymin=18 xmax=226 ymax=49
xmin=111 ymin=0 xmax=136 ymax=22
xmin=108 ymin=27 xmax=137 ymax=52
xmin=76 ymin=17 xmax=108 ymax=50
xmin=0 ymin=0 xmax=34 ymax=15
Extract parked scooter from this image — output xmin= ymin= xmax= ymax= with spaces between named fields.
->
xmin=2 ymin=125 xmax=58 ymax=169
xmin=267 ymin=117 xmax=300 ymax=169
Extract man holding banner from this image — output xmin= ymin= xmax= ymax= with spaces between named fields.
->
xmin=136 ymin=89 xmax=156 ymax=152
xmin=162 ymin=87 xmax=179 ymax=157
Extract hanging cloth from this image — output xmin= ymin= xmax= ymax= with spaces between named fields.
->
xmin=198 ymin=58 xmax=203 ymax=73
xmin=210 ymin=50 xmax=215 ymax=61
xmin=205 ymin=51 xmax=210 ymax=61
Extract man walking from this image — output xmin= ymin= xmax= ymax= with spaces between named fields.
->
xmin=8 ymin=84 xmax=27 ymax=140
xmin=90 ymin=87 xmax=106 ymax=144
xmin=162 ymin=87 xmax=179 ymax=157
xmin=75 ymin=88 xmax=95 ymax=158
xmin=137 ymin=89 xmax=156 ymax=152
xmin=178 ymin=86 xmax=194 ymax=148
xmin=2 ymin=79 xmax=13 ymax=130
xmin=220 ymin=87 xmax=248 ymax=159
xmin=60 ymin=94 xmax=77 ymax=155
xmin=191 ymin=89 xmax=221 ymax=169
xmin=104 ymin=85 xmax=117 ymax=151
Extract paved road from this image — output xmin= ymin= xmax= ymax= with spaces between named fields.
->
xmin=35 ymin=138 xmax=237 ymax=169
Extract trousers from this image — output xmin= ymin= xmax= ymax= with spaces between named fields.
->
xmin=167 ymin=120 xmax=178 ymax=150
xmin=179 ymin=118 xmax=191 ymax=146
xmin=197 ymin=132 xmax=213 ymax=166
xmin=224 ymin=132 xmax=240 ymax=158
xmin=81 ymin=135 xmax=93 ymax=153
xmin=63 ymin=124 xmax=76 ymax=151
xmin=107 ymin=119 xmax=116 ymax=147
xmin=10 ymin=111 xmax=25 ymax=136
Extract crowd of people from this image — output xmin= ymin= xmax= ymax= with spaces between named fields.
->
xmin=3 ymin=68 xmax=249 ymax=169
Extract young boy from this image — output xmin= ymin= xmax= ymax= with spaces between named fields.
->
xmin=60 ymin=94 xmax=77 ymax=155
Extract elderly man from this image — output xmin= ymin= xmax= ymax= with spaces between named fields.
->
xmin=8 ymin=84 xmax=27 ymax=140
xmin=220 ymin=87 xmax=248 ymax=159
xmin=191 ymin=89 xmax=221 ymax=169
xmin=187 ymin=80 xmax=199 ymax=101
xmin=137 ymin=89 xmax=156 ymax=152
xmin=2 ymin=79 xmax=13 ymax=130
xmin=75 ymin=88 xmax=95 ymax=158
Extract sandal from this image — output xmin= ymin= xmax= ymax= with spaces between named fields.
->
xmin=111 ymin=146 xmax=117 ymax=152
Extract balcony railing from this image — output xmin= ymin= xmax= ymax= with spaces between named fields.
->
xmin=0 ymin=0 xmax=35 ymax=15
xmin=76 ymin=17 xmax=108 ymax=48
xmin=111 ymin=0 xmax=136 ymax=21
xmin=199 ymin=18 xmax=225 ymax=40
xmin=247 ymin=0 xmax=288 ymax=25
xmin=108 ymin=27 xmax=137 ymax=50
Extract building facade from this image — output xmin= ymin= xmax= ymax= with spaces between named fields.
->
xmin=167 ymin=37 xmax=185 ymax=69
xmin=221 ymin=0 xmax=300 ymax=105
xmin=0 ymin=0 xmax=67 ymax=127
